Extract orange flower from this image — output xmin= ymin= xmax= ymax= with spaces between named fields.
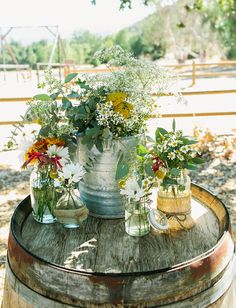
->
xmin=33 ymin=139 xmax=48 ymax=152
xmin=45 ymin=137 xmax=65 ymax=148
xmin=23 ymin=138 xmax=64 ymax=166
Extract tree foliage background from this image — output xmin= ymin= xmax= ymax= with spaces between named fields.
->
xmin=1 ymin=0 xmax=236 ymax=67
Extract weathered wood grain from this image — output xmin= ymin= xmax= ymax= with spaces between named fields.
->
xmin=2 ymin=184 xmax=235 ymax=307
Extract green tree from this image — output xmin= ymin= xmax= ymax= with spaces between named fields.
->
xmin=115 ymin=29 xmax=131 ymax=51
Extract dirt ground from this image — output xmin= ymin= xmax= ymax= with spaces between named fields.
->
xmin=0 ymin=149 xmax=236 ymax=304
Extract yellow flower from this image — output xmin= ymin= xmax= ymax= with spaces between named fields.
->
xmin=114 ymin=102 xmax=133 ymax=119
xmin=118 ymin=179 xmax=126 ymax=189
xmin=106 ymin=92 xmax=127 ymax=107
xmin=155 ymin=169 xmax=166 ymax=180
xmin=106 ymin=92 xmax=133 ymax=118
xmin=49 ymin=170 xmax=58 ymax=179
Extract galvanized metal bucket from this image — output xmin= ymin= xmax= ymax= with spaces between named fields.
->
xmin=77 ymin=135 xmax=141 ymax=219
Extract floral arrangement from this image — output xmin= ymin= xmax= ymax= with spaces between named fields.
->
xmin=20 ymin=136 xmax=86 ymax=223
xmin=6 ymin=69 xmax=75 ymax=151
xmin=63 ymin=46 xmax=178 ymax=152
xmin=14 ymin=46 xmax=177 ymax=154
xmin=149 ymin=120 xmax=204 ymax=191
xmin=118 ymin=120 xmax=204 ymax=194
xmin=58 ymin=162 xmax=86 ymax=189
xmin=20 ymin=137 xmax=70 ymax=176
xmin=119 ymin=144 xmax=158 ymax=202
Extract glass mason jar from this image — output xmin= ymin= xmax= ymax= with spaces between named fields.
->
xmin=30 ymin=168 xmax=58 ymax=224
xmin=55 ymin=189 xmax=89 ymax=228
xmin=125 ymin=199 xmax=169 ymax=237
xmin=125 ymin=199 xmax=150 ymax=237
xmin=157 ymin=170 xmax=194 ymax=231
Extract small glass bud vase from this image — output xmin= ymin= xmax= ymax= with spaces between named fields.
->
xmin=125 ymin=199 xmax=150 ymax=237
xmin=157 ymin=171 xmax=194 ymax=231
xmin=30 ymin=168 xmax=58 ymax=224
xmin=55 ymin=189 xmax=89 ymax=228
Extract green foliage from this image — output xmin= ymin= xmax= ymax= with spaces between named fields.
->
xmin=116 ymin=154 xmax=129 ymax=180
xmin=91 ymin=0 xmax=151 ymax=10
xmin=147 ymin=120 xmax=204 ymax=190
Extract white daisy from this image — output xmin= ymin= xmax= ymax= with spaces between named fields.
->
xmin=167 ymin=152 xmax=176 ymax=160
xmin=177 ymin=153 xmax=185 ymax=161
xmin=120 ymin=177 xmax=146 ymax=201
xmin=180 ymin=145 xmax=190 ymax=153
xmin=169 ymin=140 xmax=178 ymax=147
xmin=47 ymin=145 xmax=70 ymax=165
xmin=190 ymin=152 xmax=197 ymax=158
xmin=59 ymin=162 xmax=86 ymax=184
xmin=18 ymin=137 xmax=34 ymax=163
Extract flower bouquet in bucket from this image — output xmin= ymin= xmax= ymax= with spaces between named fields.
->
xmin=61 ymin=46 xmax=179 ymax=218
xmin=8 ymin=45 xmax=179 ymax=219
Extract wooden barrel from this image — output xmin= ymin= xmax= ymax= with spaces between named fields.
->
xmin=2 ymin=184 xmax=236 ymax=307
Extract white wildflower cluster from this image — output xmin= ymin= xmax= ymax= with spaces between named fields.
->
xmin=96 ymin=102 xmax=145 ymax=137
xmin=85 ymin=46 xmax=178 ymax=123
xmin=156 ymin=129 xmax=199 ymax=167
xmin=96 ymin=101 xmax=124 ymax=128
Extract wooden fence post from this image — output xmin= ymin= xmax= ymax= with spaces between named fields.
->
xmin=192 ymin=60 xmax=196 ymax=86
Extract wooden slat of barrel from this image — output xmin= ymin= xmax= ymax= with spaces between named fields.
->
xmin=2 ymin=184 xmax=236 ymax=307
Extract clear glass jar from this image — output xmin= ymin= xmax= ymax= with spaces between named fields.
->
xmin=157 ymin=171 xmax=194 ymax=231
xmin=125 ymin=200 xmax=150 ymax=237
xmin=30 ymin=168 xmax=58 ymax=224
xmin=55 ymin=189 xmax=89 ymax=228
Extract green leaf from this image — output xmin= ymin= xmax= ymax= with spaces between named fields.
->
xmin=39 ymin=126 xmax=50 ymax=136
xmin=172 ymin=118 xmax=176 ymax=132
xmin=144 ymin=163 xmax=155 ymax=177
xmin=68 ymin=91 xmax=79 ymax=99
xmin=192 ymin=157 xmax=204 ymax=164
xmin=115 ymin=162 xmax=129 ymax=181
xmin=155 ymin=127 xmax=168 ymax=142
xmin=95 ymin=140 xmax=103 ymax=153
xmin=184 ymin=162 xmax=197 ymax=170
xmin=50 ymin=92 xmax=60 ymax=100
xmin=33 ymin=94 xmax=51 ymax=101
xmin=102 ymin=128 xmax=110 ymax=139
xmin=62 ymin=96 xmax=72 ymax=109
xmin=86 ymin=140 xmax=95 ymax=150
xmin=181 ymin=137 xmax=198 ymax=145
xmin=171 ymin=168 xmax=180 ymax=176
xmin=77 ymin=105 xmax=87 ymax=114
xmin=64 ymin=73 xmax=78 ymax=83
xmin=137 ymin=144 xmax=148 ymax=157
xmin=85 ymin=105 xmax=90 ymax=113
xmin=162 ymin=177 xmax=178 ymax=186
xmin=85 ymin=126 xmax=101 ymax=137
xmin=7 ymin=141 xmax=14 ymax=148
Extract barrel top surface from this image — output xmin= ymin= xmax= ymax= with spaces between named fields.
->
xmin=11 ymin=184 xmax=230 ymax=275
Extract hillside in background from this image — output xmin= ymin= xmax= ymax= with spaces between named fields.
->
xmin=1 ymin=0 xmax=236 ymax=66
